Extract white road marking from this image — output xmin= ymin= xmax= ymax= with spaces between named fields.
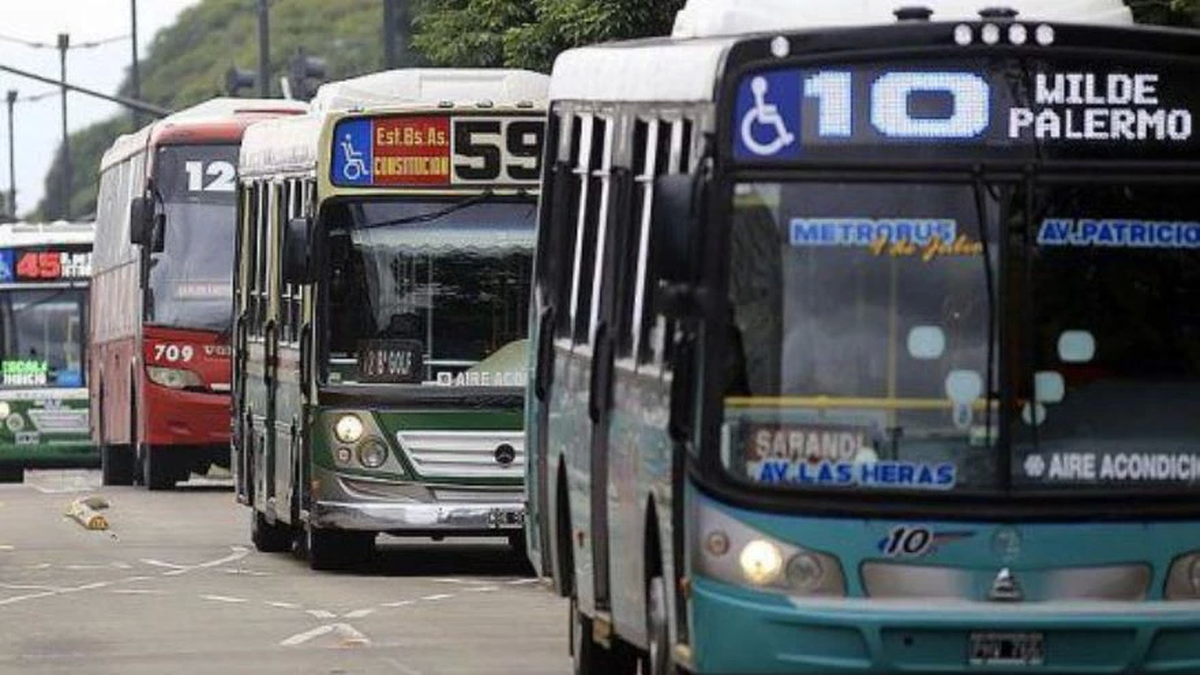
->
xmin=382 ymin=600 xmax=415 ymax=608
xmin=65 ymin=562 xmax=132 ymax=570
xmin=506 ymin=579 xmax=540 ymax=585
xmin=420 ymin=593 xmax=453 ymax=601
xmin=222 ymin=568 xmax=271 ymax=576
xmin=111 ymin=589 xmax=166 ymax=595
xmin=344 ymin=608 xmax=375 ymax=619
xmin=306 ymin=609 xmax=337 ymax=619
xmin=0 ymin=591 xmax=56 ymax=606
xmin=200 ymin=594 xmax=248 ymax=604
xmin=0 ymin=544 xmax=13 ymax=551
xmin=63 ymin=582 xmax=111 ymax=593
xmin=0 ymin=583 xmax=58 ymax=592
xmin=145 ymin=546 xmax=251 ymax=576
xmin=267 ymin=601 xmax=302 ymax=609
xmin=141 ymin=559 xmax=188 ymax=570
xmin=119 ymin=576 xmax=152 ymax=583
xmin=463 ymin=586 xmax=499 ymax=593
xmin=26 ymin=563 xmax=51 ymax=570
xmin=279 ymin=624 xmax=335 ymax=646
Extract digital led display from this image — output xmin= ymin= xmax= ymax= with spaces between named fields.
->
xmin=730 ymin=57 xmax=1199 ymax=162
xmin=0 ymin=248 xmax=92 ymax=283
xmin=331 ymin=114 xmax=545 ymax=188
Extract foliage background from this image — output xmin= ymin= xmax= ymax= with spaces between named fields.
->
xmin=29 ymin=0 xmax=1200 ymax=220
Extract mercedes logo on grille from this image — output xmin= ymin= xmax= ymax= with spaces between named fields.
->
xmin=494 ymin=443 xmax=516 ymax=466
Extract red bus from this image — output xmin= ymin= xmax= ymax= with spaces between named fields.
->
xmin=92 ymin=98 xmax=307 ymax=489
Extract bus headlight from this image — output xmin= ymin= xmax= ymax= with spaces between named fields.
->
xmin=333 ymin=414 xmax=364 ymax=444
xmin=693 ymin=501 xmax=845 ymax=596
xmin=739 ymin=540 xmax=784 ymax=585
xmin=1165 ymin=551 xmax=1200 ymax=599
xmin=146 ymin=366 xmax=203 ymax=390
xmin=357 ymin=438 xmax=389 ymax=469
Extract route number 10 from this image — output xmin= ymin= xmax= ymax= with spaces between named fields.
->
xmin=804 ymin=70 xmax=991 ymax=140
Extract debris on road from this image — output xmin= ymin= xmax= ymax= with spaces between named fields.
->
xmin=66 ymin=495 xmax=111 ymax=530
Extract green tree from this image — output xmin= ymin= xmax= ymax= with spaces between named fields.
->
xmin=412 ymin=0 xmax=685 ymax=72
xmin=1128 ymin=0 xmax=1200 ymax=26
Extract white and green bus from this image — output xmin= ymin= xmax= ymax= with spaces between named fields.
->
xmin=234 ymin=69 xmax=548 ymax=569
xmin=0 ymin=221 xmax=94 ymax=482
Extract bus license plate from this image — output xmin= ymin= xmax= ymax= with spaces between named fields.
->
xmin=969 ymin=632 xmax=1045 ymax=666
xmin=487 ymin=508 xmax=524 ymax=528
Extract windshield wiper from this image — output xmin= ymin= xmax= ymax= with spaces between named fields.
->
xmin=360 ymin=189 xmax=496 ymax=229
xmin=971 ymin=174 xmax=998 ymax=450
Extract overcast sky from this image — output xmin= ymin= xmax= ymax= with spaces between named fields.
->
xmin=0 ymin=0 xmax=200 ymax=217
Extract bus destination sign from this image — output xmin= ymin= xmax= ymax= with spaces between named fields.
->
xmin=731 ymin=57 xmax=1198 ymax=162
xmin=331 ymin=114 xmax=544 ymax=188
xmin=0 ymin=249 xmax=92 ymax=283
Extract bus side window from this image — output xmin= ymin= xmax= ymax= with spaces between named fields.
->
xmin=636 ymin=118 xmax=682 ymax=366
xmin=251 ymin=181 xmax=267 ymax=338
xmin=552 ymin=113 xmax=584 ymax=339
xmin=567 ymin=114 xmax=603 ymax=344
xmin=618 ymin=118 xmax=655 ymax=360
xmin=582 ymin=117 xmax=615 ymax=347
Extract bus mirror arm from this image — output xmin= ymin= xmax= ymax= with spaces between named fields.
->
xmin=283 ymin=217 xmax=314 ymax=285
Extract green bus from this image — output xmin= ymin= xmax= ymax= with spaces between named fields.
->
xmin=0 ymin=221 xmax=94 ymax=481
xmin=234 ymin=69 xmax=548 ymax=569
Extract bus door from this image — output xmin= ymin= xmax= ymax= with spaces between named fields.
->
xmin=265 ymin=182 xmax=290 ymax=517
xmin=583 ymin=117 xmax=634 ymax=615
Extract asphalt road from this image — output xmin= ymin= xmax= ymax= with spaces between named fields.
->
xmin=0 ymin=470 xmax=570 ymax=675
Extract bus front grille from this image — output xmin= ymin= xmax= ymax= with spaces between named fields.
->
xmin=395 ymin=430 xmax=525 ymax=479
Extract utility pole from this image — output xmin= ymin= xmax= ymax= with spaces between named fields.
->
xmin=131 ymin=0 xmax=141 ymax=127
xmin=383 ymin=0 xmax=397 ymax=68
xmin=57 ymin=33 xmax=71 ymax=220
xmin=257 ymin=0 xmax=270 ymax=97
xmin=5 ymin=90 xmax=15 ymax=219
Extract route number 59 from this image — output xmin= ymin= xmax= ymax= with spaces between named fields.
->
xmin=452 ymin=118 xmax=544 ymax=184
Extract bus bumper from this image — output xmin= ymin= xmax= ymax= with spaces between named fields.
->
xmin=690 ymin=575 xmax=1200 ymax=674
xmin=143 ymin=386 xmax=230 ymax=446
xmin=309 ymin=465 xmax=524 ymax=536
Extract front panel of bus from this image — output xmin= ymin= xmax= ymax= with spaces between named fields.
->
xmin=685 ymin=21 xmax=1200 ymax=673
xmin=305 ymin=110 xmax=544 ymax=536
xmin=142 ymin=143 xmax=237 ymax=457
xmin=0 ymin=244 xmax=92 ymax=472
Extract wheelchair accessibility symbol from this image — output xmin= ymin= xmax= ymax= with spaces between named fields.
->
xmin=740 ymin=76 xmax=795 ymax=156
xmin=341 ymin=134 xmax=368 ymax=181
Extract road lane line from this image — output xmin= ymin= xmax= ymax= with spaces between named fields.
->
xmin=267 ymin=601 xmax=301 ymax=609
xmin=381 ymin=600 xmax=415 ymax=608
xmin=420 ymin=593 xmax=453 ymax=601
xmin=111 ymin=589 xmax=166 ymax=595
xmin=506 ymin=579 xmax=540 ymax=585
xmin=201 ymin=594 xmax=248 ymax=603
xmin=280 ymin=624 xmax=335 ymax=646
xmin=0 ymin=583 xmax=59 ymax=592
xmin=463 ymin=586 xmax=499 ymax=593
xmin=344 ymin=608 xmax=375 ymax=619
xmin=64 ymin=582 xmax=111 ymax=593
xmin=141 ymin=559 xmax=189 ymax=570
xmin=0 ymin=591 xmax=56 ymax=606
xmin=307 ymin=609 xmax=337 ymax=619
xmin=0 ymin=544 xmax=12 ymax=551
xmin=333 ymin=623 xmax=370 ymax=646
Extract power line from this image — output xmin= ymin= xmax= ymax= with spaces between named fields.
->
xmin=0 ymin=32 xmax=129 ymax=50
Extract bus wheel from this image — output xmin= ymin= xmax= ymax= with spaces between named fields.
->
xmin=142 ymin=446 xmax=176 ymax=491
xmin=101 ymin=445 xmax=134 ymax=486
xmin=0 ymin=466 xmax=23 ymax=483
xmin=644 ymin=575 xmax=672 ymax=675
xmin=251 ymin=510 xmax=294 ymax=553
xmin=305 ymin=523 xmax=373 ymax=571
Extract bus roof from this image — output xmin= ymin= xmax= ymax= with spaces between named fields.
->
xmin=0 ymin=221 xmax=94 ymax=247
xmin=311 ymin=68 xmax=548 ymax=112
xmin=672 ymin=0 xmax=1132 ymax=39
xmin=100 ymin=97 xmax=308 ymax=172
xmin=549 ymin=0 xmax=1135 ymax=103
xmin=239 ymin=112 xmax=326 ymax=178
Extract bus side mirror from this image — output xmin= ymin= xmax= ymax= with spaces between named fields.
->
xmin=651 ymin=174 xmax=704 ymax=317
xmin=129 ymin=196 xmax=155 ymax=246
xmin=283 ymin=216 xmax=313 ymax=284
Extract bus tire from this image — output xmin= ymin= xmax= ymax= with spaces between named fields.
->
xmin=645 ymin=575 xmax=673 ymax=675
xmin=101 ymin=445 xmax=135 ymax=486
xmin=305 ymin=523 xmax=373 ymax=571
xmin=0 ymin=466 xmax=23 ymax=483
xmin=142 ymin=446 xmax=176 ymax=491
xmin=251 ymin=509 xmax=294 ymax=553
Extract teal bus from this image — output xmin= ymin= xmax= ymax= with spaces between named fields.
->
xmin=524 ymin=0 xmax=1200 ymax=672
xmin=0 ymin=221 xmax=94 ymax=481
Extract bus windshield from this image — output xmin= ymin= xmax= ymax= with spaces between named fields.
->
xmin=0 ymin=288 xmax=86 ymax=388
xmin=724 ymin=179 xmax=1200 ymax=494
xmin=147 ymin=144 xmax=238 ymax=332
xmin=322 ymin=198 xmax=535 ymax=387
